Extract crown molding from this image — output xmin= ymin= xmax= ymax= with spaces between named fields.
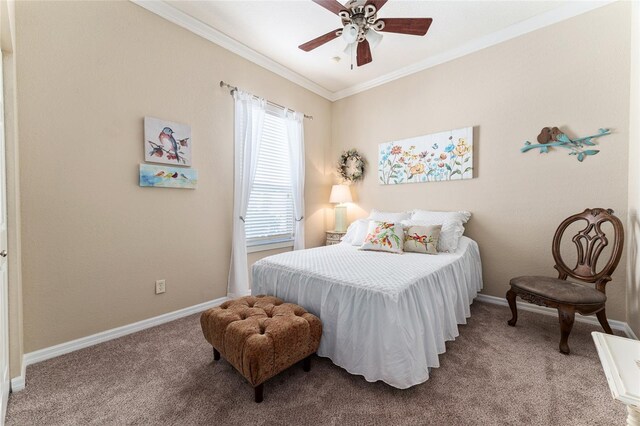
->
xmin=132 ymin=0 xmax=615 ymax=103
xmin=130 ymin=0 xmax=335 ymax=101
xmin=331 ymin=0 xmax=616 ymax=100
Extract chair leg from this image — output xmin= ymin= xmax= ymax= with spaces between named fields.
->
xmin=302 ymin=355 xmax=311 ymax=372
xmin=254 ymin=383 xmax=264 ymax=403
xmin=506 ymin=289 xmax=518 ymax=326
xmin=213 ymin=348 xmax=220 ymax=361
xmin=596 ymin=309 xmax=613 ymax=335
xmin=558 ymin=307 xmax=575 ymax=355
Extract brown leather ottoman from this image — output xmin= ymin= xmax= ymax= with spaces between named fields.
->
xmin=200 ymin=295 xmax=322 ymax=402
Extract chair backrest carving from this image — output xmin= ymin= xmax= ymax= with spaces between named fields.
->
xmin=552 ymin=208 xmax=624 ymax=292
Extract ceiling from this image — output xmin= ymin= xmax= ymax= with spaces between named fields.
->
xmin=157 ymin=0 xmax=610 ymax=100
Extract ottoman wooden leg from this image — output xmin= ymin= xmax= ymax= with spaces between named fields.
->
xmin=254 ymin=383 xmax=264 ymax=403
xmin=303 ymin=355 xmax=311 ymax=372
xmin=213 ymin=348 xmax=220 ymax=361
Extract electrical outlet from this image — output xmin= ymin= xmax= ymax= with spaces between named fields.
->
xmin=155 ymin=279 xmax=166 ymax=294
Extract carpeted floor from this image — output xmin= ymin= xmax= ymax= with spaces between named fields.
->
xmin=5 ymin=301 xmax=626 ymax=425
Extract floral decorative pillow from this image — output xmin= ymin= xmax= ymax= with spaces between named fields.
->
xmin=403 ymin=225 xmax=441 ymax=254
xmin=360 ymin=221 xmax=404 ymax=254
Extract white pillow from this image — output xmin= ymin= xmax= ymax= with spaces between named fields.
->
xmin=341 ymin=219 xmax=370 ymax=246
xmin=351 ymin=220 xmax=370 ymax=246
xmin=368 ymin=209 xmax=411 ymax=222
xmin=341 ymin=221 xmax=358 ymax=244
xmin=404 ymin=210 xmax=471 ymax=252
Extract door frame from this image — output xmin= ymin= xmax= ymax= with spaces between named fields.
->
xmin=0 ymin=3 xmax=21 ymax=426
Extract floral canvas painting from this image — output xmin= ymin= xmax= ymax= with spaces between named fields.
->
xmin=139 ymin=164 xmax=197 ymax=189
xmin=144 ymin=117 xmax=192 ymax=166
xmin=378 ymin=127 xmax=473 ymax=185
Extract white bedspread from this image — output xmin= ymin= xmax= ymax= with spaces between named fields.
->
xmin=251 ymin=236 xmax=483 ymax=389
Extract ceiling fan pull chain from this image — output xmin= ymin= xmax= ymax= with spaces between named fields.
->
xmin=350 ymin=44 xmax=354 ymax=70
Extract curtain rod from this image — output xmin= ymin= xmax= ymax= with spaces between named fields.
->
xmin=219 ymin=81 xmax=313 ymax=120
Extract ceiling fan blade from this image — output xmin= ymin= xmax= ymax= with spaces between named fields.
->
xmin=378 ymin=18 xmax=433 ymax=36
xmin=299 ymin=29 xmax=342 ymax=51
xmin=366 ymin=0 xmax=388 ymax=12
xmin=312 ymin=0 xmax=348 ymax=15
xmin=357 ymin=39 xmax=372 ymax=67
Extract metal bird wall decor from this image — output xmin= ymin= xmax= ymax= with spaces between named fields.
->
xmin=521 ymin=127 xmax=611 ymax=162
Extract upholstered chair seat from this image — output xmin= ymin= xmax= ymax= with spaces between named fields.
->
xmin=510 ymin=276 xmax=606 ymax=305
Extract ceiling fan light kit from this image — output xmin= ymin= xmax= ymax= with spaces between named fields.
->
xmin=299 ymin=0 xmax=432 ymax=68
xmin=341 ymin=23 xmax=360 ymax=44
xmin=365 ymin=29 xmax=383 ymax=49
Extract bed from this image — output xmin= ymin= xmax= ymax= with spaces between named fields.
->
xmin=251 ymin=236 xmax=483 ymax=389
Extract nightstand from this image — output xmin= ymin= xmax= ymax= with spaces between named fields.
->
xmin=326 ymin=230 xmax=346 ymax=246
xmin=592 ymin=332 xmax=640 ymax=425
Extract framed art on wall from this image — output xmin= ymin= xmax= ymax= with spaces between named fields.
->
xmin=144 ymin=116 xmax=192 ymax=166
xmin=139 ymin=164 xmax=197 ymax=189
xmin=378 ymin=126 xmax=473 ymax=185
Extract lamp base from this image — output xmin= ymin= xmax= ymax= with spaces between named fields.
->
xmin=334 ymin=205 xmax=347 ymax=232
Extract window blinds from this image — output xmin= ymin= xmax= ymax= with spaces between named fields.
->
xmin=245 ymin=111 xmax=295 ymax=245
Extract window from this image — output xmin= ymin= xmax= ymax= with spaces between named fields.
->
xmin=245 ymin=110 xmax=294 ymax=252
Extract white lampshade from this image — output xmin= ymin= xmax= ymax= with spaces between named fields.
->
xmin=342 ymin=23 xmax=359 ymax=44
xmin=343 ymin=42 xmax=354 ymax=57
xmin=329 ymin=184 xmax=353 ymax=204
xmin=365 ymin=29 xmax=383 ymax=49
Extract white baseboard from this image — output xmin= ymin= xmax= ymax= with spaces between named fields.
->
xmin=476 ymin=294 xmax=638 ymax=339
xmin=10 ymin=296 xmax=228 ymax=392
xmin=9 ymin=294 xmax=635 ymax=393
xmin=9 ymin=362 xmax=25 ymax=393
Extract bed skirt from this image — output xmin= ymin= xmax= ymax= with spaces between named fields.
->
xmin=252 ymin=237 xmax=483 ymax=389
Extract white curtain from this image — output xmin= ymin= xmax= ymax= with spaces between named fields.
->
xmin=227 ymin=90 xmax=266 ymax=298
xmin=284 ymin=110 xmax=305 ymax=250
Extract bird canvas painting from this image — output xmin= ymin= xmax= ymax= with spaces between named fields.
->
xmin=144 ymin=117 xmax=192 ymax=166
xmin=139 ymin=164 xmax=197 ymax=189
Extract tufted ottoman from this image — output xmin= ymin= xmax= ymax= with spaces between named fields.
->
xmin=200 ymin=295 xmax=322 ymax=402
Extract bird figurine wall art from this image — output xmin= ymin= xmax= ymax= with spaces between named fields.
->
xmin=521 ymin=127 xmax=610 ymax=161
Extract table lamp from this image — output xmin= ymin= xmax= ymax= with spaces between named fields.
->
xmin=329 ymin=184 xmax=352 ymax=232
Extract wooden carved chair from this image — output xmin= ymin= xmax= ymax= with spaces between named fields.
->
xmin=506 ymin=208 xmax=624 ymax=354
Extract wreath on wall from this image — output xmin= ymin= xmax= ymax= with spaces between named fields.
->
xmin=338 ymin=149 xmax=366 ymax=183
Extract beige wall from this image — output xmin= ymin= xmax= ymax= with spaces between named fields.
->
xmin=332 ymin=2 xmax=631 ymax=321
xmin=13 ymin=0 xmax=636 ymax=362
xmin=628 ymin=0 xmax=640 ymax=338
xmin=15 ymin=0 xmax=331 ymax=353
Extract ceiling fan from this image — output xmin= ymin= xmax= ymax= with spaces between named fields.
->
xmin=298 ymin=0 xmax=432 ymax=68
